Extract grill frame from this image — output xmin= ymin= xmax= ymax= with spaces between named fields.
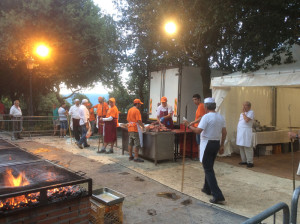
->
xmin=0 ymin=139 xmax=92 ymax=216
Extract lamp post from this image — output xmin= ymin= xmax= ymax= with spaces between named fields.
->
xmin=164 ymin=21 xmax=187 ymax=192
xmin=26 ymin=58 xmax=34 ymax=116
xmin=25 ymin=44 xmax=50 ymax=116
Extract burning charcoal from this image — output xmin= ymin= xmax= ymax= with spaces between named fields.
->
xmin=20 ymin=202 xmax=27 ymax=207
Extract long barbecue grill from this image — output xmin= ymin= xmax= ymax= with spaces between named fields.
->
xmin=0 ymin=139 xmax=92 ymax=218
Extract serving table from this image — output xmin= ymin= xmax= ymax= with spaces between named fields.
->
xmin=252 ymin=129 xmax=299 ymax=156
xmin=121 ymin=127 xmax=174 ymax=165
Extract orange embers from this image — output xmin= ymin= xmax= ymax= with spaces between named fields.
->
xmin=0 ymin=168 xmax=39 ymax=211
xmin=47 ymin=185 xmax=81 ymax=199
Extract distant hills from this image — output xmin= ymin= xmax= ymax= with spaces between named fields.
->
xmin=64 ymin=93 xmax=109 ymax=106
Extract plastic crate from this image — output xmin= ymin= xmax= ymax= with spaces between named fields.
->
xmin=89 ymin=198 xmax=123 ymax=224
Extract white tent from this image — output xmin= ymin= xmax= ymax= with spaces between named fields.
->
xmin=211 ymin=44 xmax=300 ymax=155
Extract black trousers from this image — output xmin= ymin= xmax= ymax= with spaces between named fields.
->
xmin=202 ymin=140 xmax=225 ymax=200
xmin=72 ymin=118 xmax=80 ymax=141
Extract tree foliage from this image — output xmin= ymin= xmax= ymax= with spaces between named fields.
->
xmin=70 ymin=93 xmax=90 ymax=105
xmin=115 ymin=0 xmax=299 ymax=97
xmin=0 ymin=0 xmax=120 ymax=112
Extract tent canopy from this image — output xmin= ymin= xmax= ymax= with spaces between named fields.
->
xmin=212 ymin=44 xmax=300 ymax=88
xmin=211 ymin=44 xmax=300 ymax=155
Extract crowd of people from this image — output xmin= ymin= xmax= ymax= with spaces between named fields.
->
xmin=6 ymin=93 xmax=298 ymax=205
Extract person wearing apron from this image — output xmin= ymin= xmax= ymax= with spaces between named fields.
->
xmin=188 ymin=97 xmax=227 ymax=204
xmin=236 ymin=101 xmax=254 ymax=168
xmin=98 ymin=98 xmax=119 ymax=154
xmin=76 ymin=99 xmax=90 ymax=149
xmin=127 ymin=99 xmax=145 ymax=162
xmin=156 ymin=96 xmax=174 ymax=129
xmin=93 ymin=97 xmax=109 ymax=135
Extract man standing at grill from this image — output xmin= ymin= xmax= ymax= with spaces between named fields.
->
xmin=236 ymin=101 xmax=254 ymax=168
xmin=98 ymin=98 xmax=118 ymax=154
xmin=69 ymin=99 xmax=81 ymax=142
xmin=9 ymin=100 xmax=23 ymax=140
xmin=127 ymin=99 xmax=145 ymax=162
xmin=157 ymin=96 xmax=173 ymax=129
xmin=76 ymin=99 xmax=90 ymax=149
xmin=93 ymin=97 xmax=109 ymax=136
xmin=188 ymin=98 xmax=226 ymax=204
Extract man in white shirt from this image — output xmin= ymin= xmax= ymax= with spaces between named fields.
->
xmin=69 ymin=99 xmax=81 ymax=142
xmin=76 ymin=99 xmax=90 ymax=149
xmin=9 ymin=100 xmax=23 ymax=140
xmin=236 ymin=101 xmax=254 ymax=168
xmin=156 ymin=96 xmax=173 ymax=129
xmin=188 ymin=98 xmax=226 ymax=204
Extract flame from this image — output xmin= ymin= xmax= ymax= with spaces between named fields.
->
xmin=0 ymin=168 xmax=82 ymax=212
xmin=4 ymin=169 xmax=30 ymax=187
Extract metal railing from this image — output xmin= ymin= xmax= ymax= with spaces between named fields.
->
xmin=0 ymin=115 xmax=61 ymax=138
xmin=242 ymin=202 xmax=290 ymax=224
xmin=243 ymin=186 xmax=300 ymax=224
xmin=291 ymin=187 xmax=300 ymax=224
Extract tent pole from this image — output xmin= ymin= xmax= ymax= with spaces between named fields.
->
xmin=272 ymin=87 xmax=277 ymax=127
xmin=288 ymin=104 xmax=295 ymax=191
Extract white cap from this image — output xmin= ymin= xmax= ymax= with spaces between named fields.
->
xmin=204 ymin=97 xmax=215 ymax=104
xmin=74 ymin=99 xmax=80 ymax=102
xmin=82 ymin=99 xmax=88 ymax=104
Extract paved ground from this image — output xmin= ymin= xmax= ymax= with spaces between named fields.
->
xmin=1 ymin=135 xmax=247 ymax=224
xmin=2 ymin=133 xmax=300 ymax=223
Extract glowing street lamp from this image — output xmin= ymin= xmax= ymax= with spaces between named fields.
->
xmin=164 ymin=21 xmax=177 ymax=35
xmin=26 ymin=58 xmax=34 ymax=116
xmin=26 ymin=44 xmax=49 ymax=115
xmin=36 ymin=44 xmax=50 ymax=58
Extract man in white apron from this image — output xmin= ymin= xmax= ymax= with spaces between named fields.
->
xmin=236 ymin=101 xmax=254 ymax=168
xmin=127 ymin=99 xmax=145 ymax=162
xmin=188 ymin=98 xmax=227 ymax=204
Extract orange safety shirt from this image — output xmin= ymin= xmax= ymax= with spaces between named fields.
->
xmin=93 ymin=102 xmax=109 ymax=117
xmin=106 ymin=105 xmax=119 ymax=125
xmin=194 ymin=103 xmax=205 ymax=127
xmin=89 ymin=108 xmax=96 ymax=121
xmin=127 ymin=107 xmax=142 ymax=132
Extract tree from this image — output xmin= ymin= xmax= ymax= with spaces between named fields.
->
xmin=108 ymin=74 xmax=134 ymax=113
xmin=70 ymin=93 xmax=90 ymax=105
xmin=0 ymin=0 xmax=121 ymax=112
xmin=115 ymin=0 xmax=299 ymax=97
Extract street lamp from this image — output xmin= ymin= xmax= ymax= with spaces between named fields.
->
xmin=26 ymin=58 xmax=34 ymax=116
xmin=25 ymin=44 xmax=50 ymax=116
xmin=36 ymin=44 xmax=50 ymax=58
xmin=164 ymin=21 xmax=177 ymax=35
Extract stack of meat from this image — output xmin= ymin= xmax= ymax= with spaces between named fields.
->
xmin=145 ymin=122 xmax=170 ymax=132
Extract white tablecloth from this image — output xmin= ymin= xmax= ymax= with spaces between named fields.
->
xmin=252 ymin=130 xmax=291 ymax=147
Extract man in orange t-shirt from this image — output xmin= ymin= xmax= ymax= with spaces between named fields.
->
xmin=98 ymin=98 xmax=119 ymax=154
xmin=127 ymin=99 xmax=145 ymax=162
xmin=87 ymin=103 xmax=96 ymax=135
xmin=188 ymin=94 xmax=205 ymax=145
xmin=93 ymin=97 xmax=109 ymax=135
